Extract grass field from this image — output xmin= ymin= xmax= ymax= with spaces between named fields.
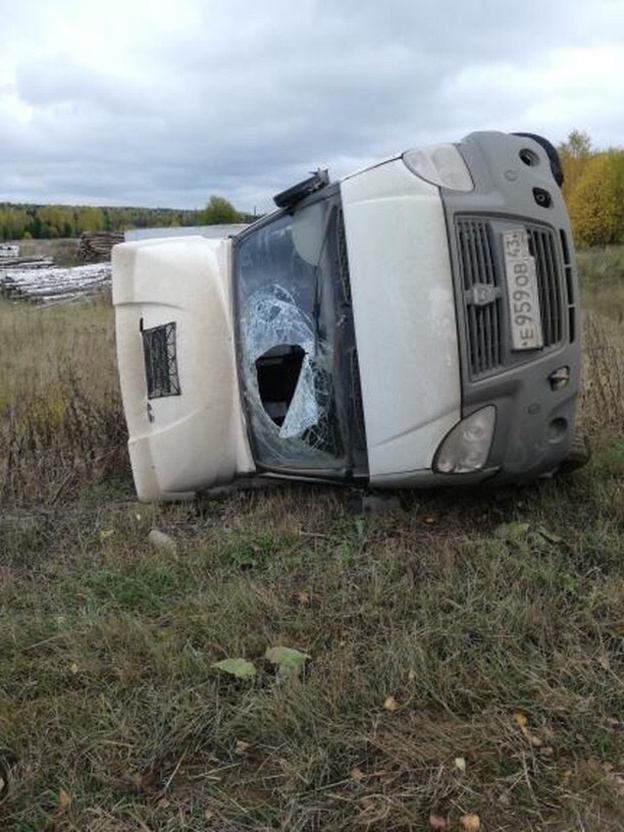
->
xmin=1 ymin=249 xmax=623 ymax=831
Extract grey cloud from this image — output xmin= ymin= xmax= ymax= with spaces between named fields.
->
xmin=0 ymin=0 xmax=622 ymax=210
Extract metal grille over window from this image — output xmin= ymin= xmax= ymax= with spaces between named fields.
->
xmin=456 ymin=219 xmax=503 ymax=378
xmin=141 ymin=322 xmax=181 ymax=399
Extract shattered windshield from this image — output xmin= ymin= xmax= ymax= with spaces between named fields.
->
xmin=234 ymin=199 xmax=348 ymax=471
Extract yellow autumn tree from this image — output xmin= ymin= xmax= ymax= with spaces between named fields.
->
xmin=566 ymin=151 xmax=624 ymax=248
xmin=559 ymin=130 xmax=593 ymax=205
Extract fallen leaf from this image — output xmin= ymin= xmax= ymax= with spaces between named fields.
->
xmin=512 ymin=712 xmax=546 ymax=747
xmin=608 ymin=773 xmax=624 ymax=797
xmin=459 ymin=813 xmax=481 ymax=832
xmin=212 ymin=658 xmax=256 ymax=680
xmin=512 ymin=711 xmax=528 ymax=729
xmin=598 ymin=653 xmax=611 ymax=671
xmin=265 ymin=646 xmax=310 ymax=678
xmin=69 ymin=662 xmax=79 ymax=675
xmin=157 ymin=798 xmax=171 ymax=810
xmin=235 ymin=740 xmax=250 ymax=755
xmin=350 ymin=767 xmax=365 ymax=781
xmin=454 ymin=756 xmax=467 ymax=772
xmin=383 ymin=696 xmax=399 ymax=712
xmin=495 ymin=521 xmax=530 ymax=542
xmin=429 ymin=814 xmax=447 ymax=830
xmin=58 ymin=788 xmax=71 ymax=812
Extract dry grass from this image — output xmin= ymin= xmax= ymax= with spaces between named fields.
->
xmin=579 ymin=247 xmax=624 ymax=326
xmin=2 ymin=482 xmax=624 ymax=831
xmin=579 ymin=247 xmax=624 ymax=451
xmin=580 ymin=313 xmax=624 ymax=432
xmin=0 ymin=293 xmax=129 ymax=506
xmin=1 ymin=249 xmax=623 ymax=830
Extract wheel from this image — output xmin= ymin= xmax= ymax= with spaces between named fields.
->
xmin=513 ymin=132 xmax=564 ymax=187
xmin=559 ymin=430 xmax=591 ymax=475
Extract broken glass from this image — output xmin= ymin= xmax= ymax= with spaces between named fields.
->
xmin=235 ymin=202 xmax=345 ymax=470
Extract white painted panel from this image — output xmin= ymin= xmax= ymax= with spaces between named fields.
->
xmin=341 ymin=160 xmax=461 ymax=479
xmin=113 ymin=237 xmax=254 ymax=501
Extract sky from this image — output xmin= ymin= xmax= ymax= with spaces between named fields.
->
xmin=0 ymin=0 xmax=623 ymax=213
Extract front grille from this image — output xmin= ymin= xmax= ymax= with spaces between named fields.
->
xmin=456 ymin=218 xmax=564 ymax=379
xmin=527 ymin=227 xmax=563 ymax=347
xmin=456 ymin=219 xmax=503 ymax=377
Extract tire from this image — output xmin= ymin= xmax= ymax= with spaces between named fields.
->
xmin=559 ymin=431 xmax=591 ymax=475
xmin=513 ymin=132 xmax=564 ymax=187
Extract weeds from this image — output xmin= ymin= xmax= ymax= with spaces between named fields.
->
xmin=0 ymin=295 xmax=129 ymax=505
xmin=581 ymin=313 xmax=624 ymax=431
xmin=577 ymin=245 xmax=624 ymax=286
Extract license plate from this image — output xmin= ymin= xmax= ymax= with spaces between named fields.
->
xmin=502 ymin=229 xmax=543 ymax=351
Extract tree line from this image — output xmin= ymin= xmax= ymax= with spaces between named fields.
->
xmin=2 ymin=139 xmax=622 ymax=249
xmin=0 ymin=196 xmax=248 ymax=242
xmin=558 ymin=131 xmax=624 ymax=248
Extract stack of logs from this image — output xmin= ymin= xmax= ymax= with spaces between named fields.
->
xmin=77 ymin=231 xmax=124 ymax=262
xmin=0 ymin=262 xmax=112 ymax=304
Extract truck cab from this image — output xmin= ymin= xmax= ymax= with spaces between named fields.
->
xmin=113 ymin=131 xmax=582 ymax=501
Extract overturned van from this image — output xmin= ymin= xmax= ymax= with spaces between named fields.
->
xmin=113 ymin=131 xmax=584 ymax=501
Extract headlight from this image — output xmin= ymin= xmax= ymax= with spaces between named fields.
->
xmin=403 ymin=144 xmax=474 ymax=192
xmin=434 ymin=406 xmax=496 ymax=474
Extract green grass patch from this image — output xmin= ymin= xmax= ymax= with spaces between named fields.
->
xmin=2 ymin=476 xmax=624 ymax=830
